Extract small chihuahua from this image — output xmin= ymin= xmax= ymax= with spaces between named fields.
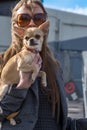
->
xmin=0 ymin=21 xmax=50 ymax=127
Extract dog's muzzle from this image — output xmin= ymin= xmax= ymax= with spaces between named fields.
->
xmin=30 ymin=39 xmax=38 ymax=46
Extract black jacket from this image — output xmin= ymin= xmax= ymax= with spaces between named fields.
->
xmin=0 ymin=66 xmax=67 ymax=130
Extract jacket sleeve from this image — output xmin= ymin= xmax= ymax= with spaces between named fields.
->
xmin=0 ymin=84 xmax=28 ymax=121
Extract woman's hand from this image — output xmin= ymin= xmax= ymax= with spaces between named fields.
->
xmin=16 ymin=53 xmax=42 ymax=89
xmin=32 ymin=53 xmax=42 ymax=76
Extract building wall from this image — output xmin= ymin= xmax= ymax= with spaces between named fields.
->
xmin=47 ymin=8 xmax=87 ymax=42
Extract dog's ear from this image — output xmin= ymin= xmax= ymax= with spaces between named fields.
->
xmin=39 ymin=21 xmax=50 ymax=35
xmin=13 ymin=26 xmax=25 ymax=38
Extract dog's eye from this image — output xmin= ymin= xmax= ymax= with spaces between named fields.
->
xmin=35 ymin=34 xmax=40 ymax=39
xmin=25 ymin=36 xmax=29 ymax=41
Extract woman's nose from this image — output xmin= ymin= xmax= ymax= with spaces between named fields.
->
xmin=27 ymin=19 xmax=36 ymax=27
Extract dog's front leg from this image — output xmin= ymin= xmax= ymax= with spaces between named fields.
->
xmin=0 ymin=84 xmax=9 ymax=100
xmin=39 ymin=71 xmax=47 ymax=87
xmin=31 ymin=66 xmax=39 ymax=83
xmin=0 ymin=106 xmax=4 ymax=130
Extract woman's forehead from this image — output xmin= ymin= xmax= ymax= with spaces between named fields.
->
xmin=17 ymin=3 xmax=44 ymax=14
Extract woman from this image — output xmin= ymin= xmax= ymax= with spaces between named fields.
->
xmin=0 ymin=0 xmax=86 ymax=130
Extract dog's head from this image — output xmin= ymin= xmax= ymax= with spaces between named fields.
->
xmin=23 ymin=21 xmax=50 ymax=52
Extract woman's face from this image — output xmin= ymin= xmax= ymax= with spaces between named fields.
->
xmin=16 ymin=3 xmax=46 ymax=28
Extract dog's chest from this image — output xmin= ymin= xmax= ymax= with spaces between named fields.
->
xmin=22 ymin=50 xmax=36 ymax=63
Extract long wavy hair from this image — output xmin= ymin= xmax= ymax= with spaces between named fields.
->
xmin=0 ymin=0 xmax=60 ymax=121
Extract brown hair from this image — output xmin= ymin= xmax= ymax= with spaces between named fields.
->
xmin=0 ymin=0 xmax=60 ymax=121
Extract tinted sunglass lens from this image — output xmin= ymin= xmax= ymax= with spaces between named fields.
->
xmin=34 ymin=13 xmax=46 ymax=26
xmin=17 ymin=14 xmax=31 ymax=27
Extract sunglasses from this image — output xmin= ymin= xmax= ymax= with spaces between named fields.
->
xmin=17 ymin=13 xmax=47 ymax=27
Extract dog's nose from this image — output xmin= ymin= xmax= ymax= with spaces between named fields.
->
xmin=30 ymin=38 xmax=34 ymax=43
xmin=30 ymin=38 xmax=37 ymax=46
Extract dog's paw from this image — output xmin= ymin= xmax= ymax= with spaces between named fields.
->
xmin=0 ymin=122 xmax=2 ymax=130
xmin=10 ymin=118 xmax=16 ymax=126
xmin=0 ymin=107 xmax=3 ymax=114
xmin=42 ymin=81 xmax=47 ymax=87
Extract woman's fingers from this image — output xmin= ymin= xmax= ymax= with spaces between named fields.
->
xmin=32 ymin=54 xmax=42 ymax=70
xmin=32 ymin=53 xmax=42 ymax=64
